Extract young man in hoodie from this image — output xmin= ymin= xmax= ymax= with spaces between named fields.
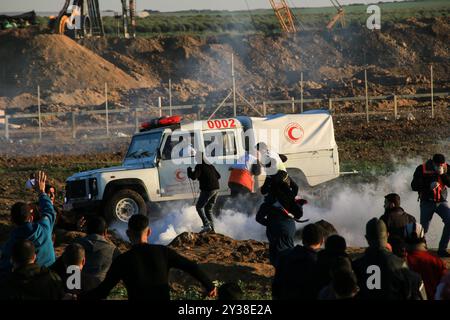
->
xmin=0 ymin=171 xmax=56 ymax=282
xmin=411 ymin=154 xmax=450 ymax=257
xmin=187 ymin=152 xmax=221 ymax=233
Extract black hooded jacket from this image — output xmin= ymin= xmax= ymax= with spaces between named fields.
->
xmin=411 ymin=159 xmax=450 ymax=202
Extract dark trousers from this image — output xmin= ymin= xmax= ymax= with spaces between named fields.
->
xmin=420 ymin=200 xmax=450 ymax=251
xmin=267 ymin=216 xmax=296 ymax=266
xmin=229 ymin=183 xmax=251 ymax=198
xmin=196 ymin=189 xmax=219 ymax=228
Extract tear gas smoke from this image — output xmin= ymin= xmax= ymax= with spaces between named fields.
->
xmin=111 ymin=160 xmax=444 ymax=249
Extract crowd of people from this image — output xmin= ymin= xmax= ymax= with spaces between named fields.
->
xmin=0 ymin=151 xmax=448 ymax=300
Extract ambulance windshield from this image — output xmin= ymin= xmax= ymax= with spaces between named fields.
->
xmin=126 ymin=132 xmax=162 ymax=160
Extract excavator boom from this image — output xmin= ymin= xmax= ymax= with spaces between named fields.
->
xmin=269 ymin=0 xmax=297 ymax=33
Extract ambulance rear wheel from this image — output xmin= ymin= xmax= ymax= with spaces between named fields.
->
xmin=104 ymin=189 xmax=147 ymax=224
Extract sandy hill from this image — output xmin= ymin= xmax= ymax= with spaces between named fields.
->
xmin=0 ymin=28 xmax=154 ymax=97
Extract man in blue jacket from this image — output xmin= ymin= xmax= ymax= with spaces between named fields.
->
xmin=0 ymin=171 xmax=56 ymax=281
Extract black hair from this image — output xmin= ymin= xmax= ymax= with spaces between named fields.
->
xmin=45 ymin=184 xmax=56 ymax=194
xmin=128 ymin=214 xmax=149 ymax=235
xmin=63 ymin=243 xmax=85 ymax=267
xmin=325 ymin=234 xmax=347 ymax=255
xmin=218 ymin=282 xmax=244 ymax=300
xmin=433 ymin=154 xmax=445 ymax=164
xmin=302 ymin=224 xmax=324 ymax=247
xmin=11 ymin=202 xmax=33 ymax=226
xmin=87 ymin=216 xmax=107 ymax=235
xmin=384 ymin=193 xmax=401 ymax=207
xmin=11 ymin=239 xmax=35 ymax=266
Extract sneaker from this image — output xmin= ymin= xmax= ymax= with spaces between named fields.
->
xmin=437 ymin=250 xmax=450 ymax=258
xmin=200 ymin=225 xmax=212 ymax=234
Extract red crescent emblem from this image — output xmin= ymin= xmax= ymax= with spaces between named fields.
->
xmin=175 ymin=169 xmax=186 ymax=182
xmin=284 ymin=123 xmax=304 ymax=144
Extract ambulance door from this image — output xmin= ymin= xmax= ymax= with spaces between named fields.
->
xmin=202 ymin=129 xmax=242 ymax=195
xmin=157 ymin=131 xmax=198 ymax=200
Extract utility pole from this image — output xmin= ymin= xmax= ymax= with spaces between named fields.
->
xmin=169 ymin=78 xmax=173 ymax=116
xmin=129 ymin=0 xmax=136 ymax=38
xmin=300 ymin=72 xmax=304 ymax=113
xmin=232 ymin=53 xmax=237 ymax=117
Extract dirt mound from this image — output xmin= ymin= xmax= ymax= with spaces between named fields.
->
xmin=169 ymin=232 xmax=269 ymax=264
xmin=0 ymin=29 xmax=153 ymax=98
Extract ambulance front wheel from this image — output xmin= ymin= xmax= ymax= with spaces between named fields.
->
xmin=104 ymin=188 xmax=147 ymax=224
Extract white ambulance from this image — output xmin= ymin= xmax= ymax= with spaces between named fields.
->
xmin=63 ymin=111 xmax=340 ymax=223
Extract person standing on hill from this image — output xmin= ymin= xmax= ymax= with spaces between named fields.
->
xmin=411 ymin=154 xmax=450 ymax=257
xmin=188 ymin=152 xmax=221 ymax=234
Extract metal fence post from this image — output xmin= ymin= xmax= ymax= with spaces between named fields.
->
xmin=196 ymin=105 xmax=202 ymax=120
xmin=291 ymin=97 xmax=295 ymax=113
xmin=263 ymin=101 xmax=267 ymax=116
xmin=105 ymin=82 xmax=109 ymax=136
xmin=394 ymin=95 xmax=398 ymax=120
xmin=365 ymin=69 xmax=369 ymax=123
xmin=134 ymin=108 xmax=139 ymax=133
xmin=5 ymin=115 xmax=9 ymax=140
xmin=430 ymin=65 xmax=434 ymax=119
xmin=38 ymin=85 xmax=42 ymax=140
xmin=328 ymin=98 xmax=333 ymax=114
xmin=71 ymin=112 xmax=77 ymax=139
xmin=158 ymin=97 xmax=162 ymax=117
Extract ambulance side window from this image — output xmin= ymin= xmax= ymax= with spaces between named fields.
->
xmin=161 ymin=133 xmax=196 ymax=160
xmin=203 ymin=131 xmax=237 ymax=157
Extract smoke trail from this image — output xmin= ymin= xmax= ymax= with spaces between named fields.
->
xmin=111 ymin=159 xmax=446 ymax=249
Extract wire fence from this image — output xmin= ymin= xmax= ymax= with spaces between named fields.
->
xmin=0 ymin=89 xmax=448 ymax=142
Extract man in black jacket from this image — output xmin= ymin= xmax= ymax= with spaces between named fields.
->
xmin=80 ymin=214 xmax=217 ymax=300
xmin=352 ymin=218 xmax=418 ymax=300
xmin=188 ymin=152 xmax=221 ymax=233
xmin=0 ymin=240 xmax=64 ymax=300
xmin=272 ymin=223 xmax=324 ymax=300
xmin=411 ymin=154 xmax=450 ymax=257
xmin=380 ymin=193 xmax=416 ymax=243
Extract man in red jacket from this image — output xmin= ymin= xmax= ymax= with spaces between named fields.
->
xmin=405 ymin=222 xmax=448 ymax=300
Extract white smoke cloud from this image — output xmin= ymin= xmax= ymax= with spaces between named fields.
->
xmin=111 ymin=159 xmax=445 ymax=249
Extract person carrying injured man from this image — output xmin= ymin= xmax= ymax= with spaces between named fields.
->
xmin=256 ymin=142 xmax=305 ymax=221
